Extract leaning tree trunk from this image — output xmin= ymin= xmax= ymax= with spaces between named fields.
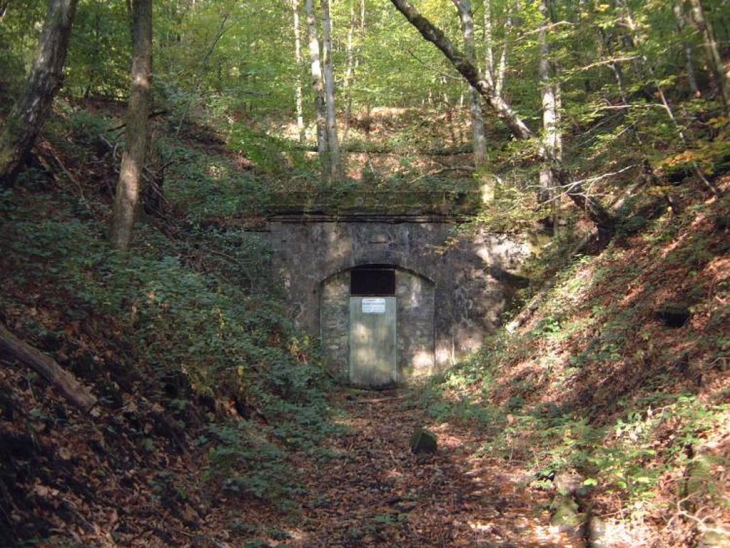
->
xmin=110 ymin=0 xmax=153 ymax=252
xmin=0 ymin=323 xmax=97 ymax=412
xmin=390 ymin=0 xmax=533 ymax=140
xmin=389 ymin=0 xmax=616 ymax=234
xmin=0 ymin=0 xmax=79 ymax=187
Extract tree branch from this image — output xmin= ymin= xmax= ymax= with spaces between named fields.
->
xmin=390 ymin=0 xmax=534 ymax=140
xmin=0 ymin=323 xmax=97 ymax=412
xmin=389 ymin=0 xmax=617 ymax=234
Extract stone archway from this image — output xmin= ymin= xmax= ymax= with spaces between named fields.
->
xmin=267 ymin=206 xmax=535 ymax=385
xmin=320 ymin=264 xmax=435 ymax=387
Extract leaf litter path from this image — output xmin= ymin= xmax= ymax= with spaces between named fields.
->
xmin=264 ymin=389 xmax=580 ymax=547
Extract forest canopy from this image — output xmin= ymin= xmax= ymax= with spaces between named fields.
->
xmin=2 ymin=0 xmax=727 ymax=190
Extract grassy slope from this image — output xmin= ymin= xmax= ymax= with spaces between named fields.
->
xmin=425 ymin=180 xmax=730 ymax=546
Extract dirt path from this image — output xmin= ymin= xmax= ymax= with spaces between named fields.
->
xmin=275 ymin=389 xmax=580 ymax=547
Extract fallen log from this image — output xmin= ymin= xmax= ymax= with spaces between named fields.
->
xmin=0 ymin=323 xmax=97 ymax=412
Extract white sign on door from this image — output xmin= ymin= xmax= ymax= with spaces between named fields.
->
xmin=362 ymin=297 xmax=386 ymax=314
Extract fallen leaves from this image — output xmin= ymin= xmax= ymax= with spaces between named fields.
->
xmin=267 ymin=389 xmax=577 ymax=547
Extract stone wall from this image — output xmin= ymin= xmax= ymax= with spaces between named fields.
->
xmin=268 ymin=214 xmax=532 ymax=384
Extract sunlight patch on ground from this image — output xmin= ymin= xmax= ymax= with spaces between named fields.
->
xmin=332 ymin=416 xmax=370 ymax=429
xmin=385 ymin=466 xmax=404 ymax=481
xmin=595 ymin=518 xmax=655 ymax=548
xmin=468 ymin=518 xmax=576 ymax=547
xmin=276 ymin=530 xmax=308 ymax=546
xmin=430 ymin=423 xmax=469 ymax=449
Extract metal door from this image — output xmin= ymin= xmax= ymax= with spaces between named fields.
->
xmin=349 ymin=296 xmax=397 ymax=387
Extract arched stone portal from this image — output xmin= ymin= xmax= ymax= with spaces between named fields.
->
xmin=267 ymin=193 xmax=533 ymax=387
xmin=321 ymin=264 xmax=435 ymax=387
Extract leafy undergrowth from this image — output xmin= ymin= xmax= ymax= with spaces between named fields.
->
xmin=1 ymin=101 xmax=729 ymax=548
xmin=0 ymin=106 xmax=338 ymax=547
xmin=424 ymin=178 xmax=730 ymax=547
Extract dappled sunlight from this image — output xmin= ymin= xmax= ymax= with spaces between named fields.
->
xmin=264 ymin=389 xmax=586 ymax=546
xmin=414 ymin=176 xmax=730 ymax=547
xmin=205 ymin=161 xmax=231 ymax=179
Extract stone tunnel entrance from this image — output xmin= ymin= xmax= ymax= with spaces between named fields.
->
xmin=266 ymin=190 xmax=533 ymax=388
xmin=321 ymin=264 xmax=436 ymax=388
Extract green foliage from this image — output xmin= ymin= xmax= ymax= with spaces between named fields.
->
xmin=2 ymin=0 xmax=729 ymax=538
xmin=155 ymin=0 xmax=296 ymax=120
xmin=66 ymin=0 xmax=131 ymax=97
xmin=2 ymin=108 xmax=336 ymax=431
xmin=205 ymin=421 xmax=301 ymax=507
xmin=439 ymin=354 xmax=729 ymax=512
xmin=66 ymin=108 xmax=111 ymax=147
xmin=1 ymin=125 xmax=341 ymax=520
xmin=227 ymin=125 xmax=314 ymax=179
xmin=160 ymin=139 xmax=273 ymax=220
xmin=467 ymin=175 xmax=544 ymax=233
xmin=419 ymin=206 xmax=730 ymax=516
xmin=0 ymin=0 xmax=46 ymax=104
xmin=659 ymin=133 xmax=730 ymax=179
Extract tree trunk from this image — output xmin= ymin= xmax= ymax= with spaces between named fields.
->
xmin=305 ymin=0 xmax=330 ymax=179
xmin=538 ymin=0 xmax=560 ymax=217
xmin=342 ymin=0 xmax=365 ymax=146
xmin=389 ymin=0 xmax=616 ymax=234
xmin=483 ymin=0 xmax=494 ymax=84
xmin=482 ymin=0 xmax=512 ymax=99
xmin=110 ymin=0 xmax=153 ymax=252
xmin=0 ymin=324 xmax=97 ymax=412
xmin=673 ymin=0 xmax=700 ymax=97
xmin=291 ymin=0 xmax=306 ymax=143
xmin=688 ymin=0 xmax=730 ymax=114
xmin=454 ymin=0 xmax=488 ymax=168
xmin=321 ymin=0 xmax=341 ymax=181
xmin=494 ymin=2 xmax=515 ymax=96
xmin=0 ymin=0 xmax=79 ymax=187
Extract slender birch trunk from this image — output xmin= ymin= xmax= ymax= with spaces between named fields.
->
xmin=321 ymin=0 xmax=341 ymax=181
xmin=482 ymin=0 xmax=511 ymax=99
xmin=454 ymin=0 xmax=487 ymax=167
xmin=110 ymin=0 xmax=152 ymax=252
xmin=673 ymin=0 xmax=700 ymax=97
xmin=483 ymin=0 xmax=494 ymax=83
xmin=305 ymin=0 xmax=329 ymax=178
xmin=342 ymin=0 xmax=364 ymax=145
xmin=688 ymin=0 xmax=730 ymax=114
xmin=291 ymin=0 xmax=306 ymax=143
xmin=496 ymin=2 xmax=515 ymax=96
xmin=538 ymin=0 xmax=559 ymax=201
xmin=538 ymin=0 xmax=562 ymax=231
